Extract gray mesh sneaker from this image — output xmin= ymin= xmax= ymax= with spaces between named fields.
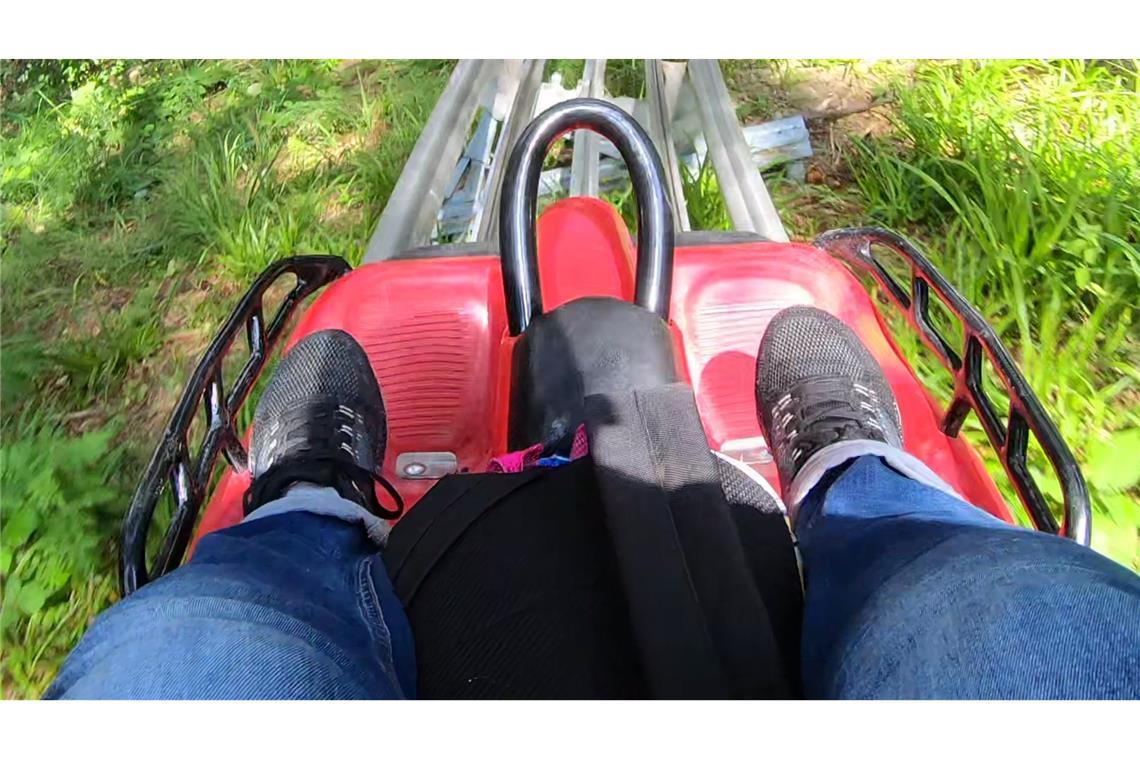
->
xmin=755 ymin=306 xmax=902 ymax=493
xmin=245 ymin=328 xmax=402 ymax=518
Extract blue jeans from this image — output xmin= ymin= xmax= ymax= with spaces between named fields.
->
xmin=796 ymin=457 xmax=1140 ymax=698
xmin=47 ymin=457 xmax=1140 ymax=699
xmin=46 ymin=487 xmax=416 ymax=699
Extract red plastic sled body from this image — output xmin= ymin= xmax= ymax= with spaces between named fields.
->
xmin=197 ymin=198 xmax=1011 ymax=539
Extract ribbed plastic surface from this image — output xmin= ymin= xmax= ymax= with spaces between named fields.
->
xmin=360 ymin=308 xmax=477 ymax=446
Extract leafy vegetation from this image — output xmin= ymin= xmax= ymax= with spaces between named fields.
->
xmin=715 ymin=59 xmax=1140 ymax=564
xmin=845 ymin=60 xmax=1140 ymax=563
xmin=545 ymin=59 xmax=644 ymax=97
xmin=1 ymin=59 xmax=450 ymax=696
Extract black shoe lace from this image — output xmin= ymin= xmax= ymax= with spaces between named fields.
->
xmin=248 ymin=401 xmax=404 ymax=519
xmin=772 ymin=376 xmax=890 ymax=467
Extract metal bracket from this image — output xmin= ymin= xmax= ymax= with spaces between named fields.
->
xmin=688 ymin=59 xmax=789 ymax=242
xmin=645 ymin=60 xmax=691 ymax=232
xmin=364 ymin=61 xmax=500 ymax=261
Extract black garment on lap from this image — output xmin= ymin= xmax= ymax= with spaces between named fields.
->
xmin=385 ymin=461 xmax=647 ymax=698
xmin=384 ymin=390 xmax=802 ymax=698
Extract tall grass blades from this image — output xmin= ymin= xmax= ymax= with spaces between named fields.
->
xmin=1 ymin=60 xmax=450 ymax=696
xmin=681 ymin=155 xmax=732 ymax=232
xmin=846 ymin=60 xmax=1140 ymax=564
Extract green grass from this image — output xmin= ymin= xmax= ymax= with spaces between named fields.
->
xmin=545 ymin=59 xmax=645 ymax=98
xmin=1 ymin=59 xmax=450 ymax=697
xmin=844 ymin=60 xmax=1140 ymax=564
xmin=714 ymin=59 xmax=1140 ymax=566
xmin=681 ymin=156 xmax=733 ymax=231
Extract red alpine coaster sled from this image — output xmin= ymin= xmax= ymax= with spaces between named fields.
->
xmin=120 ymin=61 xmax=1089 ymax=595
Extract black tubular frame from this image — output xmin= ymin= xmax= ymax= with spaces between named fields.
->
xmin=119 ymin=256 xmax=351 ymax=594
xmin=500 ymin=98 xmax=675 ymax=335
xmin=815 ymin=227 xmax=1091 ymax=544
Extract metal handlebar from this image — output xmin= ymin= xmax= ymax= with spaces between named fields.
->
xmin=499 ymin=98 xmax=675 ymax=335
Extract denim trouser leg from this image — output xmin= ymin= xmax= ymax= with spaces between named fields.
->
xmin=797 ymin=455 xmax=1140 ymax=699
xmin=46 ymin=486 xmax=414 ymax=699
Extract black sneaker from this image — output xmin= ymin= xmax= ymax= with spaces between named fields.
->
xmin=755 ymin=306 xmax=902 ymax=495
xmin=245 ymin=328 xmax=402 ymax=518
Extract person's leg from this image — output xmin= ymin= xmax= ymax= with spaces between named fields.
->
xmin=795 ymin=456 xmax=1140 ymax=698
xmin=756 ymin=306 xmax=1140 ymax=699
xmin=48 ymin=329 xmax=415 ymax=699
xmin=46 ymin=486 xmax=414 ymax=699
